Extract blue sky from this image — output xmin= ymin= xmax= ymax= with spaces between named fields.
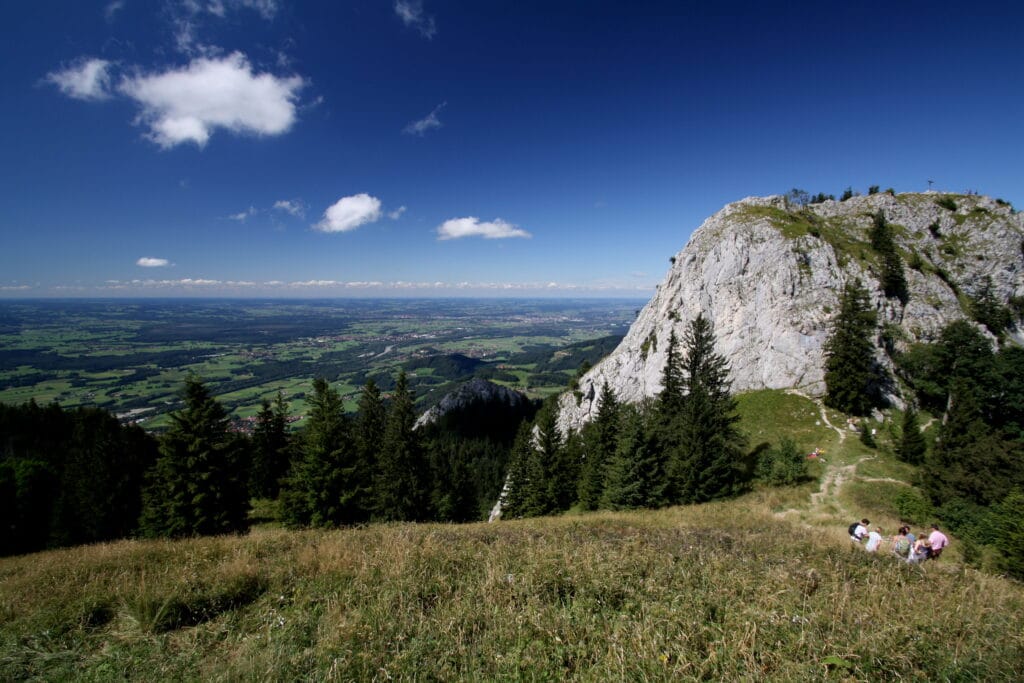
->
xmin=2 ymin=1 xmax=1022 ymax=298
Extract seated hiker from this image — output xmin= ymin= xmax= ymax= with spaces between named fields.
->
xmin=908 ymin=538 xmax=931 ymax=564
xmin=849 ymin=518 xmax=869 ymax=542
xmin=865 ymin=526 xmax=884 ymax=552
xmin=891 ymin=526 xmax=912 ymax=558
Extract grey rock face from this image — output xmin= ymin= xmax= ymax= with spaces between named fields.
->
xmin=559 ymin=192 xmax=1023 ymax=433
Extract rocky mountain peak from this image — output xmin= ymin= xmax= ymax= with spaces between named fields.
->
xmin=558 ymin=191 xmax=1023 ymax=433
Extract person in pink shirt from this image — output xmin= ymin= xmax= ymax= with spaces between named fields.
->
xmin=928 ymin=524 xmax=949 ymax=559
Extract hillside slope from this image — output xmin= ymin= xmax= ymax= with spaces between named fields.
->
xmin=559 ymin=192 xmax=1023 ymax=431
xmin=1 ymin=493 xmax=1021 ymax=680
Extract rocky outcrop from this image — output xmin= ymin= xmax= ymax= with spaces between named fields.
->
xmin=415 ymin=377 xmax=530 ymax=430
xmin=559 ymin=192 xmax=1023 ymax=433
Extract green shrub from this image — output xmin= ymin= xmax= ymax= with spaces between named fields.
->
xmin=894 ymin=487 xmax=933 ymax=525
xmin=757 ymin=437 xmax=809 ymax=486
xmin=907 ymin=250 xmax=924 ymax=271
xmin=859 ymin=424 xmax=876 ymax=448
xmin=935 ymin=196 xmax=958 ymax=211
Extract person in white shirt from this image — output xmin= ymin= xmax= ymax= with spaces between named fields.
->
xmin=850 ymin=518 xmax=869 ymax=542
xmin=865 ymin=527 xmax=884 ymax=552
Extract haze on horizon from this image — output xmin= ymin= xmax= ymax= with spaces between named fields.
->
xmin=2 ymin=1 xmax=1022 ymax=299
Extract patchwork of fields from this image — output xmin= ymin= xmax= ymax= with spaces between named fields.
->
xmin=0 ymin=299 xmax=642 ymax=430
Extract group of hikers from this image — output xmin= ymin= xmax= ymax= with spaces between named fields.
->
xmin=849 ymin=518 xmax=949 ymax=564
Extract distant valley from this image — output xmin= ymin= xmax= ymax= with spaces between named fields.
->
xmin=0 ymin=298 xmax=641 ymax=430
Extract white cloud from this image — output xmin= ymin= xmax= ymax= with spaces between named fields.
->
xmin=0 ymin=285 xmax=31 ymax=291
xmin=104 ymin=1 xmax=126 ymax=22
xmin=394 ymin=0 xmax=436 ymax=39
xmin=45 ymin=58 xmax=113 ymax=101
xmin=118 ymin=52 xmax=305 ymax=148
xmin=229 ymin=206 xmax=257 ymax=221
xmin=436 ymin=217 xmax=531 ymax=240
xmin=136 ymin=257 xmax=170 ymax=267
xmin=273 ymin=199 xmax=305 ymax=218
xmin=315 ymin=194 xmax=382 ymax=233
xmin=403 ymin=102 xmax=445 ymax=136
xmin=213 ymin=0 xmax=278 ymax=19
xmin=387 ymin=206 xmax=407 ymax=220
xmin=173 ymin=0 xmax=278 ymax=53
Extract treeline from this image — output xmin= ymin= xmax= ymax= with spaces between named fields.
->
xmin=0 ymin=371 xmax=537 ymax=555
xmin=785 ymin=185 xmax=895 ymax=207
xmin=500 ymin=315 xmax=807 ymax=518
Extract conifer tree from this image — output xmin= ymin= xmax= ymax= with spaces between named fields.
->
xmin=653 ymin=330 xmax=685 ymax=500
xmin=140 ymin=377 xmax=250 ymax=538
xmin=600 ymin=404 xmax=663 ymax=509
xmin=823 ymin=279 xmax=882 ymax=416
xmin=896 ymin=406 xmax=927 ymax=465
xmin=536 ymin=397 xmax=576 ymax=512
xmin=577 ymin=383 xmax=620 ymax=510
xmin=969 ymin=275 xmax=1012 ymax=336
xmin=671 ymin=314 xmax=746 ymax=503
xmin=657 ymin=330 xmax=685 ymax=419
xmin=514 ymin=401 xmax=565 ymax=517
xmin=869 ymin=210 xmax=908 ymax=304
xmin=279 ymin=378 xmax=360 ymax=526
xmin=352 ymin=379 xmax=386 ymax=521
xmin=375 ymin=371 xmax=427 ymax=521
xmin=500 ymin=421 xmax=534 ymax=519
xmin=249 ymin=392 xmax=290 ymax=499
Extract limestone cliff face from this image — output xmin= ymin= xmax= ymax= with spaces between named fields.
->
xmin=559 ymin=192 xmax=1023 ymax=433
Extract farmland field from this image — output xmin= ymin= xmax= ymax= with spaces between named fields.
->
xmin=0 ymin=299 xmax=642 ymax=430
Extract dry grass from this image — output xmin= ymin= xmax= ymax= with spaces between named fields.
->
xmin=2 ymin=501 xmax=1022 ymax=681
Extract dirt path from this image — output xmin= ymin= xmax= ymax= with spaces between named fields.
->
xmin=775 ymin=392 xmax=892 ymax=522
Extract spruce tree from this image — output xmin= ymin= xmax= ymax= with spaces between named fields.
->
xmin=279 ymin=378 xmax=361 ymax=526
xmin=140 ymin=377 xmax=250 ymax=538
xmin=500 ymin=421 xmax=534 ymax=519
xmin=600 ymin=404 xmax=663 ymax=509
xmin=375 ymin=371 xmax=427 ymax=521
xmin=671 ymin=314 xmax=746 ymax=503
xmin=536 ymin=397 xmax=575 ymax=512
xmin=516 ymin=405 xmax=562 ymax=517
xmin=823 ymin=279 xmax=882 ymax=416
xmin=969 ymin=276 xmax=1011 ymax=336
xmin=577 ymin=383 xmax=620 ymax=510
xmin=869 ymin=210 xmax=908 ymax=304
xmin=653 ymin=330 xmax=685 ymax=501
xmin=896 ymin=406 xmax=927 ymax=465
xmin=352 ymin=379 xmax=386 ymax=521
xmin=249 ymin=392 xmax=290 ymax=499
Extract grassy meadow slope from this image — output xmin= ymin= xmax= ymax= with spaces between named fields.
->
xmin=2 ymin=391 xmax=1021 ymax=680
